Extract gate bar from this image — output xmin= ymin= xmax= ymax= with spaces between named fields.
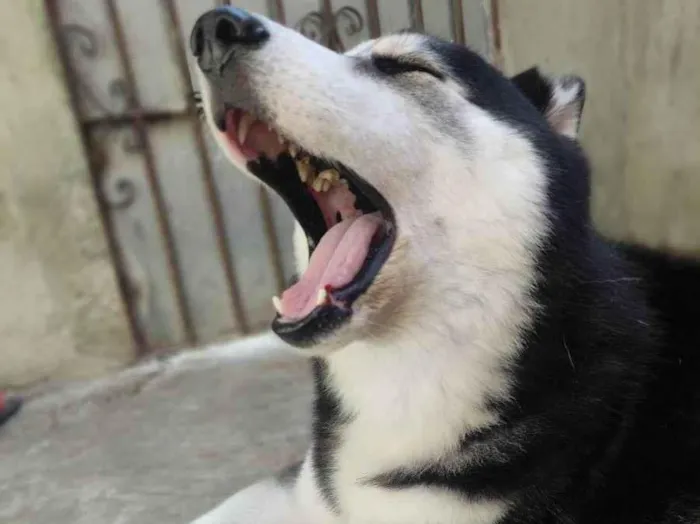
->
xmin=408 ymin=0 xmax=424 ymax=32
xmin=365 ymin=0 xmax=381 ymax=38
xmin=161 ymin=0 xmax=251 ymax=333
xmin=450 ymin=0 xmax=466 ymax=45
xmin=269 ymin=0 xmax=287 ymax=24
xmin=105 ymin=0 xmax=197 ymax=345
xmin=44 ymin=0 xmax=148 ymax=354
xmin=489 ymin=0 xmax=504 ymax=68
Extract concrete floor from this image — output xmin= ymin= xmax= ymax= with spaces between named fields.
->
xmin=0 ymin=333 xmax=312 ymax=524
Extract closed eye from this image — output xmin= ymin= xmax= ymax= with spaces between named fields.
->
xmin=372 ymin=56 xmax=444 ymax=80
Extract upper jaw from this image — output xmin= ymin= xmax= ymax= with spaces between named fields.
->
xmin=197 ymin=86 xmax=398 ymax=348
xmin=191 ymin=11 xmax=398 ymax=348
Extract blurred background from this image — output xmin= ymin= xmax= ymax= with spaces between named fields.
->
xmin=1 ymin=0 xmax=699 ymax=391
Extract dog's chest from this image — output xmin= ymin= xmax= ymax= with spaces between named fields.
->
xmin=326 ymin=418 xmax=507 ymax=524
xmin=313 ymin=347 xmax=510 ymax=524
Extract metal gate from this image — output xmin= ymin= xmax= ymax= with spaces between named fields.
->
xmin=45 ymin=0 xmax=493 ymax=354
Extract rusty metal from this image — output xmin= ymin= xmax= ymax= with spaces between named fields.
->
xmin=321 ymin=1 xmax=336 ymax=50
xmin=408 ymin=0 xmax=424 ymax=32
xmin=83 ymin=109 xmax=191 ymax=127
xmin=260 ymin=0 xmax=290 ymax=294
xmin=161 ymin=0 xmax=251 ymax=334
xmin=297 ymin=3 xmax=364 ymax=52
xmin=44 ymin=0 xmax=147 ymax=353
xmin=259 ymin=187 xmax=287 ymax=293
xmin=449 ymin=0 xmax=466 ymax=45
xmin=60 ymin=24 xmax=130 ymax=116
xmin=489 ymin=0 xmax=504 ymax=68
xmin=269 ymin=0 xmax=287 ymax=24
xmin=104 ymin=0 xmax=197 ymax=346
xmin=365 ymin=0 xmax=381 ymax=38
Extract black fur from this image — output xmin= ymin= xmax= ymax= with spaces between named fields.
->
xmin=310 ymin=358 xmax=348 ymax=512
xmin=510 ymin=66 xmax=553 ymax=115
xmin=366 ymin=40 xmax=700 ymax=523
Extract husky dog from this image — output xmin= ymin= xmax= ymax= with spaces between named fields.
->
xmin=189 ymin=6 xmax=700 ymax=524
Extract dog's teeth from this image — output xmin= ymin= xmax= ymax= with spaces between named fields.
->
xmin=312 ymin=176 xmax=326 ymax=192
xmin=318 ymin=169 xmax=340 ymax=187
xmin=296 ymin=157 xmax=314 ymax=183
xmin=289 ymin=144 xmax=300 ymax=158
xmin=317 ymin=288 xmax=328 ymax=306
xmin=238 ymin=112 xmax=255 ymax=146
xmin=315 ymin=169 xmax=340 ymax=192
xmin=277 ymin=133 xmax=285 ymax=145
xmin=272 ymin=296 xmax=283 ymax=315
xmin=340 ymin=179 xmax=349 ymax=187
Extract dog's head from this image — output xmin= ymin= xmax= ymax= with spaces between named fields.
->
xmin=191 ymin=7 xmax=587 ymax=352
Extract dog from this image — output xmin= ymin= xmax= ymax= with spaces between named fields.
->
xmin=189 ymin=6 xmax=700 ymax=523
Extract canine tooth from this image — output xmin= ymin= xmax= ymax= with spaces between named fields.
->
xmin=272 ymin=296 xmax=283 ymax=315
xmin=296 ymin=157 xmax=315 ymax=183
xmin=238 ymin=112 xmax=255 ymax=145
xmin=317 ymin=288 xmax=328 ymax=306
xmin=289 ymin=144 xmax=300 ymax=158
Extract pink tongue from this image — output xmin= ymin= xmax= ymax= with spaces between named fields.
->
xmin=279 ymin=212 xmax=383 ymax=320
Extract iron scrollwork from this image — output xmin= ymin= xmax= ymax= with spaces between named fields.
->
xmin=61 ymin=23 xmax=139 ymax=210
xmin=103 ymin=176 xmax=137 ymax=210
xmin=61 ymin=23 xmax=129 ymax=115
xmin=296 ymin=6 xmax=364 ymax=52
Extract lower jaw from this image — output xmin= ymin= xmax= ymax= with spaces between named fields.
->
xmin=216 ymin=115 xmax=396 ymax=347
xmin=271 ymin=225 xmax=395 ymax=348
xmin=272 ymin=304 xmax=352 ymax=348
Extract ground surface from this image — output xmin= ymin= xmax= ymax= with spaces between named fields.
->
xmin=0 ymin=333 xmax=312 ymax=524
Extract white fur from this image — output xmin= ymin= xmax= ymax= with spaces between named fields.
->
xmin=546 ymin=76 xmax=584 ymax=138
xmin=192 ymin=11 xmax=549 ymax=524
xmin=190 ymin=479 xmax=304 ymax=524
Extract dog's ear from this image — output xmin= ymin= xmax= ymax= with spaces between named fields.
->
xmin=511 ymin=67 xmax=586 ymax=139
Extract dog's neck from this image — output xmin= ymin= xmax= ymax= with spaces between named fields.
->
xmin=317 ymin=279 xmax=536 ymax=473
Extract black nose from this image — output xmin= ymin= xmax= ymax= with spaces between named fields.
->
xmin=190 ymin=7 xmax=269 ymax=59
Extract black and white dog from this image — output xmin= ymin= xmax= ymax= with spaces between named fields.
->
xmin=189 ymin=6 xmax=700 ymax=523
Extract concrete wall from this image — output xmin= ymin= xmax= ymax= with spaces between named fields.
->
xmin=498 ymin=0 xmax=700 ymax=254
xmin=0 ymin=1 xmax=133 ymax=387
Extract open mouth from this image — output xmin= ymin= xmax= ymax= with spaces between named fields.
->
xmin=208 ymin=104 xmax=396 ymax=346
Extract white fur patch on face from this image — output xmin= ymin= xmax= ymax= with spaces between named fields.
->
xmin=357 ymin=32 xmax=427 ymax=58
